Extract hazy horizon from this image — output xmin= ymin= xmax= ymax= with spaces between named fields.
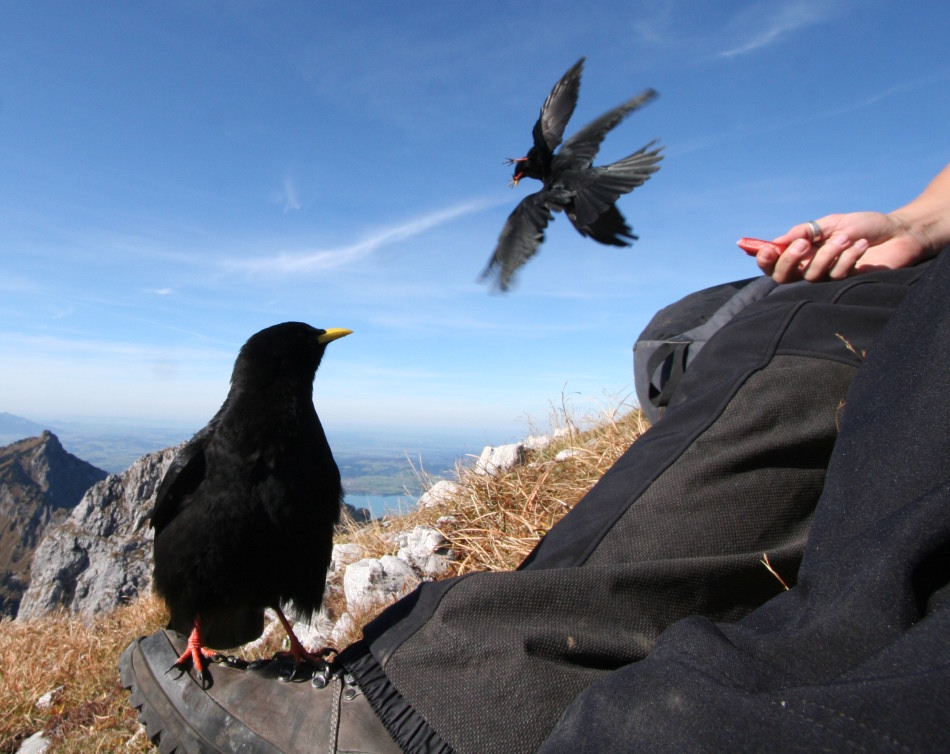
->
xmin=0 ymin=407 xmax=552 ymax=475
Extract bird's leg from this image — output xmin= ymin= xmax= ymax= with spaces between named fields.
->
xmin=167 ymin=617 xmax=219 ymax=683
xmin=272 ymin=605 xmax=335 ymax=666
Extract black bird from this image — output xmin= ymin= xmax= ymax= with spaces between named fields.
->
xmin=482 ymin=57 xmax=663 ymax=290
xmin=150 ymin=322 xmax=351 ymax=681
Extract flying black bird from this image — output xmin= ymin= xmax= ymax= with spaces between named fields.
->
xmin=150 ymin=322 xmax=351 ymax=682
xmin=482 ymin=57 xmax=663 ymax=290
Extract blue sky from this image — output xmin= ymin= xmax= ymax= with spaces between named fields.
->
xmin=1 ymin=1 xmax=948 ymax=446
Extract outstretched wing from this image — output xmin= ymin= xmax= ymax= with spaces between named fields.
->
xmin=556 ymin=88 xmax=658 ymax=171
xmin=482 ymin=192 xmax=556 ymax=291
xmin=566 ymin=141 xmax=663 ymax=235
xmin=534 ymin=57 xmax=585 ymax=153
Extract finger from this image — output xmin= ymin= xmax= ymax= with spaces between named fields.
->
xmin=772 ymin=218 xmax=827 ymax=247
xmin=771 ymin=238 xmax=812 ymax=283
xmin=803 ymin=233 xmax=853 ymax=281
xmin=771 ymin=224 xmax=812 ymax=247
xmin=754 ymin=244 xmax=782 ymax=275
xmin=827 ymin=238 xmax=869 ymax=280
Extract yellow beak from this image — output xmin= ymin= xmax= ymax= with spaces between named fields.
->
xmin=318 ymin=328 xmax=353 ymax=345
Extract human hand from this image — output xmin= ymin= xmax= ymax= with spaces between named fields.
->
xmin=753 ymin=212 xmax=935 ymax=284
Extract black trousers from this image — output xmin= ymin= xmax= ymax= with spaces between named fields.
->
xmin=541 ymin=251 xmax=950 ymax=753
xmin=340 ymin=260 xmax=939 ymax=753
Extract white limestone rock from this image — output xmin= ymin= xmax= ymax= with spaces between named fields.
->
xmin=417 ymin=479 xmax=460 ymax=509
xmin=474 ymin=443 xmax=525 ymax=476
xmin=344 ymin=556 xmax=418 ymax=612
xmin=396 ymin=526 xmax=454 ymax=578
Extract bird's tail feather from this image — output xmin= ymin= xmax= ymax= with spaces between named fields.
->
xmin=568 ymin=142 xmax=663 ymax=233
xmin=573 ymin=204 xmax=637 ymax=246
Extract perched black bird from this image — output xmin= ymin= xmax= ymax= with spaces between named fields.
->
xmin=150 ymin=322 xmax=351 ymax=681
xmin=482 ymin=57 xmax=663 ymax=290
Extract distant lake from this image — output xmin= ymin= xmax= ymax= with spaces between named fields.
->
xmin=347 ymin=494 xmax=418 ymax=519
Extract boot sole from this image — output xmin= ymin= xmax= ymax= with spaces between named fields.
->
xmin=119 ymin=632 xmax=284 ymax=753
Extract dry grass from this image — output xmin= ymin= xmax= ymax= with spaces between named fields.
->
xmin=0 ymin=399 xmax=648 ymax=752
xmin=445 ymin=405 xmax=647 ymax=573
xmin=0 ymin=594 xmax=167 ymax=753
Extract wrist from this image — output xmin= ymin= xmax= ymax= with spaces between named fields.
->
xmin=887 ymin=211 xmax=943 ymax=261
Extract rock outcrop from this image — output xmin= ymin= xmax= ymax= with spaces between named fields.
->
xmin=0 ymin=431 xmax=107 ymax=617
xmin=16 ymin=445 xmax=180 ymax=621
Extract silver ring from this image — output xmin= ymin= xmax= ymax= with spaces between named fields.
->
xmin=806 ymin=220 xmax=822 ymax=244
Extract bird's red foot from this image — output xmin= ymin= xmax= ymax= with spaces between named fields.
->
xmin=167 ymin=624 xmax=219 ymax=684
xmin=272 ymin=606 xmax=337 ymax=681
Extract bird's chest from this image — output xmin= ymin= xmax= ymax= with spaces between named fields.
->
xmin=210 ymin=428 xmax=326 ymax=502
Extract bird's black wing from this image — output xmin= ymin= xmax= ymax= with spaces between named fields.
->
xmin=556 ymin=88 xmax=658 ymax=171
xmin=149 ymin=419 xmax=216 ymax=534
xmin=482 ymin=192 xmax=556 ymax=291
xmin=566 ymin=141 xmax=663 ymax=238
xmin=534 ymin=57 xmax=585 ymax=153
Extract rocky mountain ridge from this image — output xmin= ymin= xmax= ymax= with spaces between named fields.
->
xmin=16 ymin=444 xmax=181 ymax=621
xmin=0 ymin=431 xmax=108 ymax=617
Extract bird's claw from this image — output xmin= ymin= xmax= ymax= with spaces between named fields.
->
xmin=166 ymin=657 xmax=215 ymax=688
xmin=165 ymin=661 xmax=186 ymax=678
xmin=272 ymin=645 xmax=337 ymax=683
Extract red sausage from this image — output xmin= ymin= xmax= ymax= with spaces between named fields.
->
xmin=737 ymin=237 xmax=789 ymax=256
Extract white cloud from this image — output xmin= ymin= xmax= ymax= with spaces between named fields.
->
xmin=226 ymin=197 xmax=501 ymax=275
xmin=718 ymin=1 xmax=846 ymax=58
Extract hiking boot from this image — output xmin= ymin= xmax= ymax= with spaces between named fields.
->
xmin=119 ymin=630 xmax=402 ymax=754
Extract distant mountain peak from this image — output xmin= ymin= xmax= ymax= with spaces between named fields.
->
xmin=0 ymin=430 xmax=108 ymax=617
xmin=0 ymin=412 xmax=48 ymax=440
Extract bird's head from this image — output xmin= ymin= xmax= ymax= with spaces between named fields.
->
xmin=505 ymin=156 xmax=528 ymax=187
xmin=233 ymin=322 xmax=352 ymax=390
